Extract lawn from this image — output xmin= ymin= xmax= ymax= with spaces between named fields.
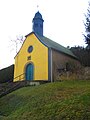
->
xmin=0 ymin=80 xmax=90 ymax=120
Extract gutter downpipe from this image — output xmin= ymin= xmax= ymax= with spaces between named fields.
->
xmin=51 ymin=49 xmax=53 ymax=82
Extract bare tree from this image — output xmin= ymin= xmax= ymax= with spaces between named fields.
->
xmin=9 ymin=35 xmax=25 ymax=54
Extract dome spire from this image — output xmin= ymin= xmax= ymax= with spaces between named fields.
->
xmin=32 ymin=11 xmax=44 ymax=36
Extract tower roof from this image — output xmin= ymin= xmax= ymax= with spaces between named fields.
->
xmin=32 ymin=11 xmax=44 ymax=36
xmin=34 ymin=11 xmax=43 ymax=19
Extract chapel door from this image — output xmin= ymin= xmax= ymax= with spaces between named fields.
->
xmin=26 ymin=63 xmax=34 ymax=80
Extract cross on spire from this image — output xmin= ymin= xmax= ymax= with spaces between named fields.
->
xmin=37 ymin=5 xmax=39 ymax=11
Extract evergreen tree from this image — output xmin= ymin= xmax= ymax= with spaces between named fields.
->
xmin=84 ymin=2 xmax=90 ymax=50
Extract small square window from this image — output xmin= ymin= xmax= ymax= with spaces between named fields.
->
xmin=27 ymin=56 xmax=31 ymax=60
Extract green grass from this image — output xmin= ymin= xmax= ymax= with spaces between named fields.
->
xmin=0 ymin=80 xmax=90 ymax=120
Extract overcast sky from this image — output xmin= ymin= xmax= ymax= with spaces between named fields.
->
xmin=0 ymin=0 xmax=89 ymax=69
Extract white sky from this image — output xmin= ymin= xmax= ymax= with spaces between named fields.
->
xmin=0 ymin=0 xmax=89 ymax=69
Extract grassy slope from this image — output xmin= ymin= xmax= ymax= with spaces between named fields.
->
xmin=0 ymin=80 xmax=90 ymax=120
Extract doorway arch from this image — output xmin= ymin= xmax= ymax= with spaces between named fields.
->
xmin=25 ymin=63 xmax=34 ymax=80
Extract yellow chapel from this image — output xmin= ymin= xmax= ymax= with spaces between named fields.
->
xmin=14 ymin=11 xmax=79 ymax=82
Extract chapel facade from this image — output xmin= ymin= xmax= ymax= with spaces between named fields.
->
xmin=14 ymin=11 xmax=80 ymax=82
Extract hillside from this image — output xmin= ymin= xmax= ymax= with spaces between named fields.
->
xmin=0 ymin=80 xmax=90 ymax=120
xmin=0 ymin=65 xmax=14 ymax=83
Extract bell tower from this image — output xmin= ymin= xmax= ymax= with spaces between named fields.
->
xmin=32 ymin=11 xmax=44 ymax=36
